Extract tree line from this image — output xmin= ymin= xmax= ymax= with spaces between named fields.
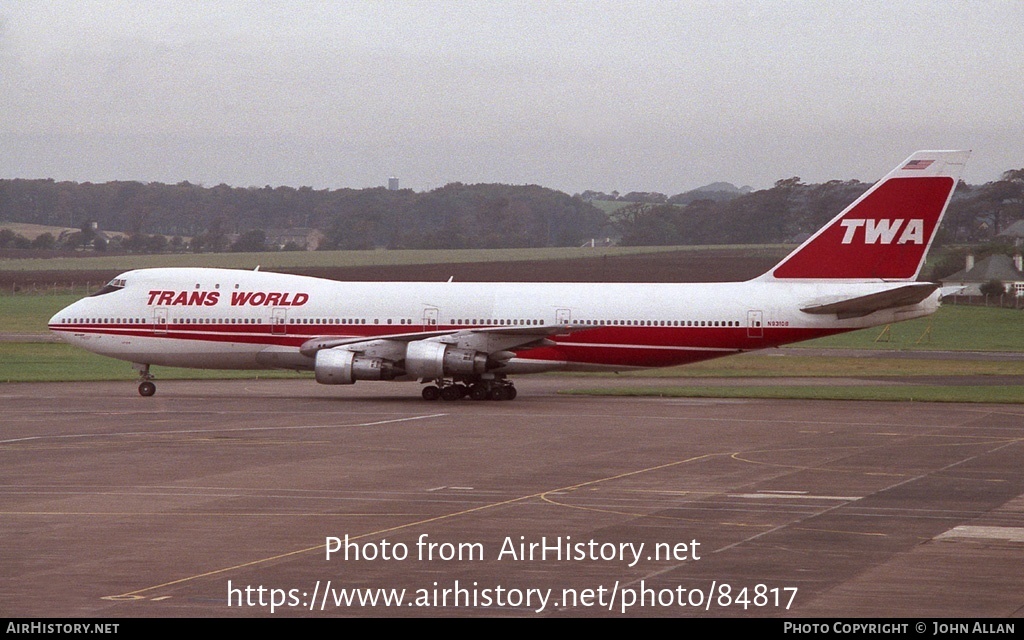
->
xmin=612 ymin=170 xmax=1024 ymax=248
xmin=0 ymin=180 xmax=608 ymax=252
xmin=1 ymin=169 xmax=1021 ymax=255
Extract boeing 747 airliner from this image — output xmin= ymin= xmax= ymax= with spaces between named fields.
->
xmin=49 ymin=150 xmax=969 ymax=400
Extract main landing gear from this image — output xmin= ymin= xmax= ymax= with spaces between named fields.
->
xmin=421 ymin=376 xmax=517 ymax=402
xmin=134 ymin=363 xmax=156 ymax=397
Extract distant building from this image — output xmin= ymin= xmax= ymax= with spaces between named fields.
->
xmin=265 ymin=228 xmax=326 ymax=251
xmin=56 ymin=222 xmax=114 ymax=247
xmin=388 ymin=177 xmax=400 ymax=191
xmin=998 ymin=219 xmax=1024 ymax=247
xmin=941 ymin=253 xmax=1024 ymax=296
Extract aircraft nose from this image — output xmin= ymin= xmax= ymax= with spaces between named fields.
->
xmin=48 ymin=309 xmax=65 ymax=330
xmin=49 ymin=301 xmax=78 ymax=332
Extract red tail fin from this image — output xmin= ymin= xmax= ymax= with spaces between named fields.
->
xmin=766 ymin=150 xmax=970 ymax=281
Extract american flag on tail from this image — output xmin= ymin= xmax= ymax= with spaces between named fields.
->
xmin=903 ymin=159 xmax=934 ymax=170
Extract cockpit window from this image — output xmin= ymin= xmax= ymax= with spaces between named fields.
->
xmin=89 ymin=278 xmax=127 ymax=297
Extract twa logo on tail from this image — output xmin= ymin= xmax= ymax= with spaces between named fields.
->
xmin=839 ymin=219 xmax=924 ymax=245
xmin=768 ymin=150 xmax=969 ymax=281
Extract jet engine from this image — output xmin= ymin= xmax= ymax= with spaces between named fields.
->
xmin=314 ymin=340 xmax=491 ymax=385
xmin=314 ymin=349 xmax=398 ymax=385
xmin=404 ymin=340 xmax=489 ymax=379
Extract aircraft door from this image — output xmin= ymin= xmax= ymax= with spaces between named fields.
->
xmin=556 ymin=308 xmax=572 ymax=325
xmin=747 ymin=310 xmax=763 ymax=338
xmin=271 ymin=307 xmax=288 ymax=335
xmin=154 ymin=307 xmax=168 ymax=335
xmin=422 ymin=307 xmax=439 ymax=330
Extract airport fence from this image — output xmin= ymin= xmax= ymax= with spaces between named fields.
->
xmin=942 ymin=294 xmax=1024 ymax=310
xmin=3 ymin=282 xmax=100 ymax=296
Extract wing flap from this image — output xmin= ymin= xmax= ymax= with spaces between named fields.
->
xmin=800 ymin=283 xmax=939 ymax=319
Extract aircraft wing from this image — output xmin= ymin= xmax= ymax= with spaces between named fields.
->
xmin=298 ymin=324 xmax=584 ymax=358
xmin=800 ymin=283 xmax=940 ymax=319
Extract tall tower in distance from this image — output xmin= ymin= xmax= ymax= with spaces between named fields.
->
xmin=388 ymin=177 xmax=400 ymax=191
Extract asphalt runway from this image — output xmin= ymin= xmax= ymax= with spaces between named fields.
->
xmin=2 ymin=377 xmax=1022 ymax=618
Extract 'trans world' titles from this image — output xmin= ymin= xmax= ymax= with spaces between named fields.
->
xmin=326 ymin=534 xmax=701 ymax=568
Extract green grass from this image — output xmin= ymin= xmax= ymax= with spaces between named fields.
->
xmin=570 ymin=354 xmax=1024 ymax=378
xmin=789 ymin=305 xmax=1024 ymax=352
xmin=0 ymin=221 xmax=80 ymax=239
xmin=587 ymin=200 xmax=633 ymax=214
xmin=560 ymin=385 xmax=1024 ymax=403
xmin=0 ymin=293 xmax=82 ymax=332
xmin=0 ymin=343 xmax=306 ymax=383
xmin=3 ymin=341 xmax=1021 ymax=385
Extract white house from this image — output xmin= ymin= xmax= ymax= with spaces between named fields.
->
xmin=941 ymin=254 xmax=1024 ymax=296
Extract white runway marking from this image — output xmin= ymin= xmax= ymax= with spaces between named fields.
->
xmin=729 ymin=493 xmax=861 ymax=501
xmin=0 ymin=413 xmax=448 ymax=444
xmin=936 ymin=526 xmax=1024 ymax=543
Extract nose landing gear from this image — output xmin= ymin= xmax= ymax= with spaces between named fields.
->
xmin=134 ymin=363 xmax=156 ymax=397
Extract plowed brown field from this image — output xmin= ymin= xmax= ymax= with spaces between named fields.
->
xmin=1 ymin=247 xmax=789 ymax=289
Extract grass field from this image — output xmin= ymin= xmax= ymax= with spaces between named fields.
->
xmin=587 ymin=200 xmax=633 ymax=215
xmin=0 ymin=222 xmax=79 ymax=239
xmin=2 ymin=342 xmax=1021 ymax=384
xmin=560 ymin=385 xmax=1024 ymax=404
xmin=3 ymin=342 xmax=1020 ymax=405
xmin=0 ymin=293 xmax=81 ymax=332
xmin=597 ymin=353 xmax=1024 ymax=378
xmin=789 ymin=305 xmax=1024 ymax=352
xmin=0 ymin=343 xmax=305 ymax=383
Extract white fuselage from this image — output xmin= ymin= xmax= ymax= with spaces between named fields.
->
xmin=48 ymin=267 xmax=938 ymax=375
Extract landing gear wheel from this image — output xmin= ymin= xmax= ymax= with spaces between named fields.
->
xmin=469 ymin=384 xmax=489 ymax=401
xmin=506 ymin=385 xmax=517 ymax=400
xmin=421 ymin=385 xmax=441 ymax=401
xmin=133 ymin=363 xmax=155 ymax=397
xmin=440 ymin=385 xmax=462 ymax=401
xmin=489 ymin=386 xmax=509 ymax=401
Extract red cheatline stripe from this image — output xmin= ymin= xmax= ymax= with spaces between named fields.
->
xmin=50 ymin=324 xmax=847 ymax=355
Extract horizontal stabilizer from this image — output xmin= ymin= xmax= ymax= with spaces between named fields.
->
xmin=800 ymin=283 xmax=939 ymax=319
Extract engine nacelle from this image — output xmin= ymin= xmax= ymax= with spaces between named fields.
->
xmin=315 ymin=349 xmax=394 ymax=385
xmin=404 ymin=340 xmax=489 ymax=380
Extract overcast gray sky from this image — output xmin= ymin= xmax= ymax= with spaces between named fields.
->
xmin=2 ymin=1 xmax=1021 ymax=195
